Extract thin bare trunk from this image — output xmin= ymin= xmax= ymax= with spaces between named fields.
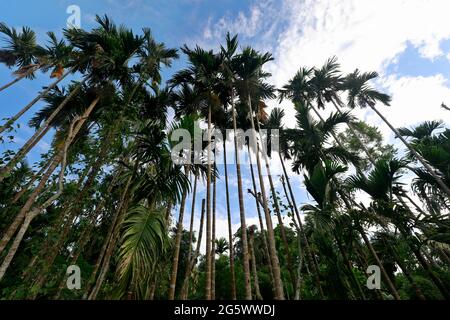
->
xmin=223 ymin=140 xmax=237 ymax=300
xmin=249 ymin=228 xmax=263 ymax=300
xmin=211 ymin=162 xmax=217 ymax=300
xmin=0 ymin=64 xmax=40 ymax=93
xmin=180 ymin=174 xmax=198 ymax=300
xmin=180 ymin=199 xmax=206 ymax=299
xmin=83 ymin=171 xmax=131 ymax=299
xmin=165 ymin=201 xmax=173 ymax=223
xmin=358 ymin=225 xmax=401 ymax=300
xmin=0 ymin=112 xmax=78 ymax=281
xmin=205 ymin=105 xmax=212 ymax=300
xmin=0 ymin=96 xmax=99 ymax=257
xmin=246 ymin=95 xmax=283 ymax=300
xmin=0 ymin=79 xmax=84 ymax=182
xmin=87 ymin=164 xmax=134 ymax=300
xmin=30 ymin=137 xmax=111 ymax=297
xmin=294 ymin=235 xmax=304 ymax=300
xmin=0 ymin=69 xmax=71 ymax=136
xmin=169 ymin=166 xmax=189 ymax=300
xmin=231 ymin=92 xmax=252 ymax=300
xmin=278 ymin=153 xmax=324 ymax=298
xmin=248 ymin=144 xmax=275 ymax=288
xmin=255 ymin=117 xmax=296 ymax=286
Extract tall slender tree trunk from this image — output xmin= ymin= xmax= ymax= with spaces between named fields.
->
xmin=223 ymin=140 xmax=237 ymax=300
xmin=88 ymin=165 xmax=135 ymax=300
xmin=83 ymin=174 xmax=131 ymax=299
xmin=180 ymin=174 xmax=198 ymax=300
xmin=211 ymin=162 xmax=217 ymax=300
xmin=18 ymin=161 xmax=91 ymax=285
xmin=169 ymin=166 xmax=189 ymax=300
xmin=246 ymin=95 xmax=283 ymax=300
xmin=53 ymin=192 xmax=111 ymax=300
xmin=327 ymin=102 xmax=448 ymax=298
xmin=278 ymin=153 xmax=325 ymax=298
xmin=255 ymin=118 xmax=296 ymax=286
xmin=0 ymin=79 xmax=84 ymax=182
xmin=0 ymin=64 xmax=40 ymax=93
xmin=379 ymin=237 xmax=426 ymax=300
xmin=294 ymin=234 xmax=304 ymax=300
xmin=87 ymin=158 xmax=136 ymax=300
xmin=0 ymin=69 xmax=71 ymax=136
xmin=357 ymin=225 xmax=401 ymax=300
xmin=397 ymin=224 xmax=450 ymax=299
xmin=205 ymin=105 xmax=213 ymax=300
xmin=0 ymin=96 xmax=99 ymax=257
xmin=180 ymin=199 xmax=206 ymax=300
xmin=0 ymin=159 xmax=57 ymax=247
xmin=230 ymin=92 xmax=252 ymax=300
xmin=0 ymin=107 xmax=82 ymax=281
xmin=249 ymin=228 xmax=263 ymax=300
xmin=0 ymin=211 xmax=39 ymax=280
xmin=29 ymin=134 xmax=112 ymax=297
xmin=165 ymin=201 xmax=173 ymax=223
xmin=335 ymin=237 xmax=366 ymax=299
xmin=247 ymin=144 xmax=275 ymax=288
xmin=11 ymin=159 xmax=52 ymax=204
xmin=280 ymin=174 xmax=315 ymax=288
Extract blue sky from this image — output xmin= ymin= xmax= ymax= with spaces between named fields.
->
xmin=1 ymin=0 xmax=450 ymax=243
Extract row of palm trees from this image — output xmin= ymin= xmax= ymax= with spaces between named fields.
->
xmin=0 ymin=16 xmax=449 ymax=300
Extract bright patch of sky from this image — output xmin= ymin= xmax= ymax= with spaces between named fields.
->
xmin=1 ymin=0 xmax=450 ymax=244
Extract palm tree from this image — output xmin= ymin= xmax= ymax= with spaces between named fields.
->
xmin=233 ymin=46 xmax=284 ymax=299
xmin=302 ymin=160 xmax=358 ymax=299
xmin=255 ymin=103 xmax=296 ymax=287
xmin=0 ymin=80 xmax=82 ymax=182
xmin=0 ymin=93 xmax=99 ymax=280
xmin=348 ymin=159 xmax=450 ymax=299
xmin=398 ymin=121 xmax=450 ymax=209
xmin=215 ymin=238 xmax=230 ymax=256
xmin=0 ymin=23 xmax=39 ymax=92
xmin=89 ymin=114 xmax=189 ymax=299
xmin=167 ymin=116 xmax=198 ymax=300
xmin=0 ymin=15 xmax=149 ymax=282
xmin=265 ymin=107 xmax=325 ymax=298
xmin=0 ymin=31 xmax=74 ymax=136
xmin=219 ymin=33 xmax=248 ymax=299
xmin=343 ymin=69 xmax=450 ymax=198
xmin=170 ymin=44 xmax=223 ymax=300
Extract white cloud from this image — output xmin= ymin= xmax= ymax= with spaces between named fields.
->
xmin=378 ymin=74 xmax=450 ymax=141
xmin=202 ymin=0 xmax=277 ymax=42
xmin=268 ymin=0 xmax=450 ymax=82
xmin=193 ymin=0 xmax=450 ymax=223
xmin=199 ymin=1 xmax=450 ymax=129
